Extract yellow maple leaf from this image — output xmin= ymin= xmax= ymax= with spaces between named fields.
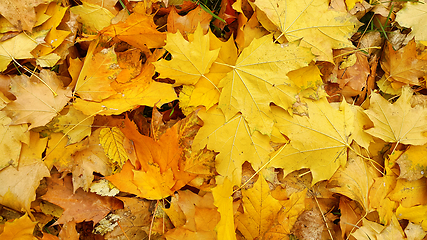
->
xmin=0 ymin=132 xmax=49 ymax=213
xmin=218 ymin=34 xmax=314 ymax=135
xmin=31 ymin=28 xmax=71 ymax=58
xmin=328 ymin=148 xmax=378 ymax=211
xmin=365 ymin=86 xmax=427 ymax=145
xmin=44 ymin=133 xmax=89 ymax=172
xmin=287 ymin=65 xmax=323 ymax=91
xmin=396 ymin=0 xmax=427 ymax=41
xmin=368 ymin=161 xmax=398 ymax=225
xmin=193 ymin=106 xmax=273 ymax=186
xmin=236 ymin=175 xmax=282 ymax=239
xmin=154 ymin=24 xmax=220 ymax=86
xmin=47 ymin=106 xmax=94 ymax=145
xmin=0 ymin=213 xmax=37 ymax=240
xmin=270 ymin=98 xmax=354 ymax=185
xmin=212 ymin=177 xmax=237 ymax=240
xmin=74 ymin=39 xmax=121 ymax=102
xmin=396 ymin=145 xmax=427 ymax=181
xmin=179 ymin=31 xmax=238 ymax=113
xmin=70 ymin=1 xmax=115 ymax=34
xmin=351 ymin=105 xmax=374 ymax=150
xmin=388 ymin=178 xmax=427 ymax=208
xmin=264 ymin=189 xmax=307 ymax=237
xmin=133 ymin=163 xmax=175 ymax=200
xmin=253 ymin=0 xmax=361 ymax=62
xmin=37 ymin=2 xmax=69 ymax=31
xmin=99 ymin=127 xmax=128 ymax=173
xmin=396 ymin=204 xmax=427 ymax=231
xmin=0 ymin=111 xmax=29 ymax=170
xmin=3 ymin=70 xmax=71 ymax=129
xmin=0 ymin=30 xmax=48 ymax=72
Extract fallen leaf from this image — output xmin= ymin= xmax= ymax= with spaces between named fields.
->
xmin=396 ymin=1 xmax=427 ymax=41
xmin=42 ymin=174 xmax=123 ymax=225
xmin=44 ymin=133 xmax=88 ymax=172
xmin=396 ymin=145 xmax=427 ymax=181
xmin=380 ymin=40 xmax=427 ymax=85
xmin=351 ymin=218 xmax=384 ymax=240
xmin=0 ymin=0 xmax=47 ymax=31
xmin=193 ymin=106 xmax=273 ymax=185
xmin=339 ymin=197 xmax=363 ymax=239
xmin=388 ymin=178 xmax=427 ymax=208
xmin=218 ymin=35 xmax=313 ymax=134
xmin=236 ymin=175 xmax=282 ymax=239
xmin=72 ymin=128 xmax=112 ymax=192
xmin=70 ymin=1 xmax=115 ymax=34
xmin=270 ymin=98 xmax=354 ymax=185
xmin=328 ymin=147 xmax=378 ymax=210
xmin=99 ymin=127 xmax=128 ymax=173
xmin=105 ymin=161 xmax=140 ymax=195
xmin=253 ymin=0 xmax=361 ymax=62
xmin=0 ymin=131 xmax=49 ymax=212
xmin=365 ymin=86 xmax=427 ymax=145
xmin=73 ymin=56 xmax=177 ymax=116
xmin=212 ymin=177 xmax=237 ymax=240
xmin=0 ymin=213 xmax=37 ymax=240
xmin=0 ymin=111 xmax=29 ymax=170
xmin=167 ymin=6 xmax=212 ymax=36
xmin=47 ymin=106 xmax=94 ymax=145
xmin=103 ymin=197 xmax=151 ymax=239
xmin=58 ymin=221 xmax=79 ymax=240
xmin=133 ymin=163 xmax=176 ymax=200
xmin=74 ymin=40 xmax=121 ymax=102
xmin=154 ymin=24 xmax=220 ymax=86
xmin=0 ymin=30 xmax=47 ymax=72
xmin=101 ymin=11 xmax=166 ymax=49
xmin=179 ymin=31 xmax=238 ymax=112
xmin=4 ymin=70 xmax=72 ymax=129
xmin=164 ymin=190 xmax=220 ymax=238
xmin=264 ymin=189 xmax=307 ymax=238
xmin=404 ymin=222 xmax=427 ymax=240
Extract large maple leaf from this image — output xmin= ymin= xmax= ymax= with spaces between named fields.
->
xmin=236 ymin=175 xmax=282 ymax=239
xmin=4 ymin=70 xmax=72 ymax=129
xmin=253 ymin=0 xmax=361 ymax=62
xmin=154 ymin=24 xmax=220 ymax=86
xmin=218 ymin=34 xmax=314 ymax=135
xmin=396 ymin=0 xmax=427 ymax=41
xmin=193 ymin=106 xmax=273 ymax=185
xmin=365 ymin=86 xmax=427 ymax=145
xmin=270 ymin=98 xmax=354 ymax=185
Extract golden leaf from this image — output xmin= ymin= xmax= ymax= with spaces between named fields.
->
xmin=365 ymin=86 xmax=427 ymax=145
xmin=218 ymin=34 xmax=313 ymax=135
xmin=270 ymin=98 xmax=354 ymax=185
xmin=253 ymin=0 xmax=361 ymax=62
xmin=99 ymin=127 xmax=128 ymax=172
xmin=236 ymin=175 xmax=282 ymax=239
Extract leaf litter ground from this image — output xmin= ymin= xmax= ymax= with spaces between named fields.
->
xmin=1 ymin=0 xmax=427 ymax=239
